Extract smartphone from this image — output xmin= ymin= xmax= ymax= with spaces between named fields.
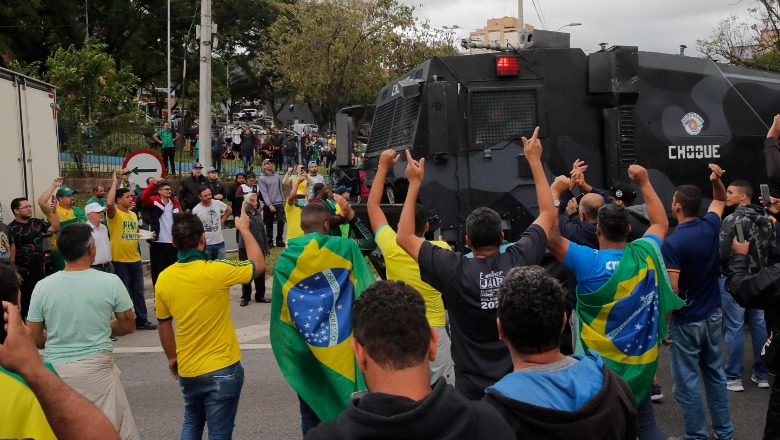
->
xmin=736 ymin=223 xmax=745 ymax=244
xmin=761 ymin=184 xmax=772 ymax=208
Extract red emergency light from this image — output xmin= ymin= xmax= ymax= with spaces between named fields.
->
xmin=496 ymin=55 xmax=520 ymax=76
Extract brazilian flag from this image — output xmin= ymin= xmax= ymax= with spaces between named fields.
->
xmin=576 ymin=237 xmax=685 ymax=404
xmin=271 ymin=232 xmax=376 ymax=421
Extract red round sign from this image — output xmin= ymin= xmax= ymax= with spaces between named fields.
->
xmin=122 ymin=149 xmax=166 ymax=188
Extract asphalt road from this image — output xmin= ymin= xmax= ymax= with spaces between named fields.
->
xmin=113 ymin=275 xmax=773 ymax=440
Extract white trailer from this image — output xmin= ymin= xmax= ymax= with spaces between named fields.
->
xmin=0 ymin=68 xmax=60 ymax=218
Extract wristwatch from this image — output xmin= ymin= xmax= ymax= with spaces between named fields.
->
xmin=553 ymin=199 xmax=561 ymax=207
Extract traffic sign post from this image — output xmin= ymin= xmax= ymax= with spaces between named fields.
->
xmin=122 ymin=149 xmax=166 ymax=189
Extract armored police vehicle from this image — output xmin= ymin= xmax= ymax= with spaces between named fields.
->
xmin=341 ymin=30 xmax=780 ymax=253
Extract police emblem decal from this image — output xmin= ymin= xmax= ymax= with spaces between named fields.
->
xmin=682 ymin=112 xmax=704 ymax=136
xmin=615 ymin=190 xmax=623 ymax=198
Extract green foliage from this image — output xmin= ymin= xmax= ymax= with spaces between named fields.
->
xmin=260 ymin=0 xmax=458 ymax=127
xmin=46 ymin=37 xmax=140 ymax=130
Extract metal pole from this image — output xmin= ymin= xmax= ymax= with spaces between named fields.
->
xmin=85 ymin=0 xmax=89 ymax=37
xmin=517 ymin=0 xmax=524 ymax=33
xmin=198 ymin=0 xmax=212 ymax=169
xmin=167 ymin=0 xmax=171 ymax=124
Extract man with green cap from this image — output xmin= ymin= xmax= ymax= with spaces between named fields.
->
xmin=37 ymin=178 xmax=87 ymax=272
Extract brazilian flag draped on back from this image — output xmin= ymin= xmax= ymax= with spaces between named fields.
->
xmin=576 ymin=237 xmax=684 ymax=404
xmin=271 ymin=232 xmax=376 ymax=421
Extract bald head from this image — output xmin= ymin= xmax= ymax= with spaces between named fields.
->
xmin=579 ymin=194 xmax=604 ymax=223
xmin=301 ymin=204 xmax=330 ymax=234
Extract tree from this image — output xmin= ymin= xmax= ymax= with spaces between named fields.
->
xmin=260 ymin=0 xmax=457 ymax=128
xmin=698 ymin=1 xmax=780 ymax=71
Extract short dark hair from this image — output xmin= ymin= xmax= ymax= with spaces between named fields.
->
xmin=352 ymin=280 xmax=431 ymax=370
xmin=92 ymin=185 xmax=104 ymax=193
xmin=729 ymin=180 xmax=753 ymax=199
xmin=57 ymin=223 xmax=94 ymax=262
xmin=465 ymin=207 xmax=502 ymax=250
xmin=674 ymin=185 xmax=702 ymax=217
xmin=597 ymin=203 xmax=630 ymax=242
xmin=156 ymin=181 xmax=170 ymax=189
xmin=116 ymin=188 xmax=132 ymax=199
xmin=0 ymin=264 xmax=21 ymax=305
xmin=301 ymin=203 xmax=330 ymax=233
xmin=235 ymin=173 xmax=246 ymax=182
xmin=10 ymin=197 xmax=27 ymax=212
xmin=414 ymin=203 xmax=428 ymax=236
xmin=199 ymin=186 xmax=212 ymax=195
xmin=498 ymin=266 xmax=566 ymax=354
xmin=172 ymin=213 xmax=204 ymax=250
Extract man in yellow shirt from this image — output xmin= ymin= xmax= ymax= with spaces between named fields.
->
xmin=37 ymin=177 xmax=87 ymax=272
xmin=367 ymin=149 xmax=454 ymax=385
xmin=107 ymin=172 xmax=157 ymax=331
xmin=155 ymin=209 xmax=265 ymax=439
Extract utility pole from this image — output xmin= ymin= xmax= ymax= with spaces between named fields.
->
xmin=198 ymin=0 xmax=213 ymax=169
xmin=517 ymin=0 xmax=524 ymax=34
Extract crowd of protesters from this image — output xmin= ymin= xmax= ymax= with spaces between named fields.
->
xmin=5 ymin=117 xmax=780 ymax=440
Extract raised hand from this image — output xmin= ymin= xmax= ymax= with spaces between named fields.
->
xmin=769 ymin=114 xmax=780 ymax=139
xmin=708 ymin=163 xmax=724 ymax=182
xmin=522 ymin=126 xmax=542 ymax=162
xmin=404 ymin=149 xmax=425 ymax=184
xmin=628 ymin=164 xmax=649 ymax=186
xmin=379 ymin=149 xmax=400 ymax=169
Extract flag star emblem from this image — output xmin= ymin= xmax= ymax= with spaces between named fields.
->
xmin=302 ymin=285 xmax=309 ymax=290
xmin=304 ymin=323 xmax=310 ymax=328
xmin=314 ymin=275 xmax=321 ymax=280
xmin=320 ymin=293 xmax=326 ymax=298
xmin=635 ymin=323 xmax=643 ymax=330
xmin=307 ymin=315 xmax=312 ymax=320
xmin=320 ymin=322 xmax=326 ymax=328
xmin=639 ymin=344 xmax=643 ymax=350
xmin=337 ymin=304 xmax=343 ymax=310
xmin=627 ymin=343 xmax=632 ymax=349
xmin=292 ymin=298 xmax=296 ymax=302
xmin=293 ymin=312 xmax=299 ymax=317
xmin=318 ymin=307 xmax=324 ymax=312
xmin=648 ymin=335 xmax=653 ymax=340
xmin=298 ymin=283 xmax=305 ymax=288
xmin=300 ymin=294 xmax=304 ymax=299
xmin=309 ymin=309 xmax=313 ymax=312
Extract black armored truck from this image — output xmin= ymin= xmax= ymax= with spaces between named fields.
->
xmin=338 ymin=30 xmax=780 ymax=253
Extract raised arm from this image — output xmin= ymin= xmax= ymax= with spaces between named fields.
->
xmin=396 ymin=149 xmax=426 ymax=261
xmin=105 ymin=172 xmax=118 ymax=219
xmin=37 ymin=177 xmax=62 ymax=216
xmin=707 ymin=163 xmax=727 ymax=217
xmin=235 ymin=201 xmax=266 ymax=278
xmin=368 ymin=150 xmax=399 ymax=233
xmin=524 ymin=127 xmax=556 ymax=234
xmin=628 ymin=165 xmax=668 ymax=241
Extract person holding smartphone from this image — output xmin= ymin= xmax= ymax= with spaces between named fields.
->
xmin=718 ymin=180 xmax=775 ymax=392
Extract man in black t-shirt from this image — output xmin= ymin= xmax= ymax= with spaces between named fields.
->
xmin=396 ymin=127 xmax=557 ymax=400
xmin=8 ymin=196 xmax=60 ymax=319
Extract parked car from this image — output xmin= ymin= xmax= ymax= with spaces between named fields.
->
xmin=241 ymin=108 xmax=258 ymax=118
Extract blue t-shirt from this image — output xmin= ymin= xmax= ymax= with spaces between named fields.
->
xmin=486 ymin=351 xmax=605 ymax=411
xmin=661 ymin=212 xmax=721 ymax=323
xmin=563 ymin=234 xmax=662 ymax=294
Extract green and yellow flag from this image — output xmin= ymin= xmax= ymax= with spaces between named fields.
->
xmin=576 ymin=237 xmax=685 ymax=404
xmin=271 ymin=233 xmax=376 ymax=421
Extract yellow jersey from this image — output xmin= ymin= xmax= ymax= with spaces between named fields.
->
xmin=0 ymin=365 xmax=57 ymax=440
xmin=107 ymin=209 xmax=141 ymax=263
xmin=375 ymin=225 xmax=451 ymax=327
xmin=285 ymin=202 xmax=305 ymax=241
xmin=155 ymin=249 xmax=255 ymax=377
xmin=50 ymin=205 xmax=86 ymax=250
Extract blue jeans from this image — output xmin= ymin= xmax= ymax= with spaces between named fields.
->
xmin=205 ymin=243 xmax=226 ymax=260
xmin=242 ymin=153 xmax=254 ymax=172
xmin=179 ymin=362 xmax=244 ymax=440
xmin=637 ymin=391 xmax=665 ymax=440
xmin=669 ymin=309 xmax=734 ymax=440
xmin=298 ymin=395 xmax=321 ymax=436
xmin=113 ymin=261 xmax=147 ymax=326
xmin=719 ymin=275 xmax=769 ymax=381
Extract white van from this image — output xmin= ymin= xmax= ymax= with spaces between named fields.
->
xmin=0 ymin=67 xmax=60 ymax=217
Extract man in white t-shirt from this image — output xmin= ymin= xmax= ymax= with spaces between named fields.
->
xmin=85 ymin=202 xmax=112 ymax=273
xmin=192 ymin=187 xmax=232 ymax=260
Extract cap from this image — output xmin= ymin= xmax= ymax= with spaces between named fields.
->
xmin=333 ymin=185 xmax=350 ymax=195
xmin=84 ymin=202 xmax=107 ymax=214
xmin=206 ymin=167 xmax=217 ymax=173
xmin=609 ymin=181 xmax=638 ymax=205
xmin=307 ymin=161 xmax=317 ymax=167
xmin=262 ymin=159 xmax=272 ymax=165
xmin=312 ymin=183 xmax=325 ymax=194
xmin=192 ymin=162 xmax=204 ymax=169
xmin=56 ymin=187 xmax=77 ymax=197
xmin=121 ymin=168 xmax=132 ymax=175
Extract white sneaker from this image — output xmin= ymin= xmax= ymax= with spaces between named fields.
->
xmin=726 ymin=379 xmax=744 ymax=392
xmin=752 ymin=374 xmax=770 ymax=389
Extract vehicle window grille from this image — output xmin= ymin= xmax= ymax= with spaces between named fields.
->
xmin=367 ymin=96 xmax=420 ymax=153
xmin=619 ymin=108 xmax=636 ymax=164
xmin=469 ymin=89 xmax=537 ymax=146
